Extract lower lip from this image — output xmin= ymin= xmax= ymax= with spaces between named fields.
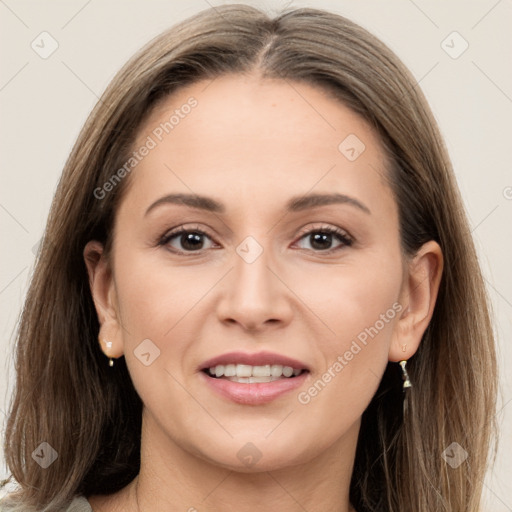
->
xmin=199 ymin=370 xmax=309 ymax=405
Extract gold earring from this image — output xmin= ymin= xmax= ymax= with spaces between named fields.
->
xmin=399 ymin=360 xmax=412 ymax=389
xmin=109 ymin=358 xmax=114 ymax=367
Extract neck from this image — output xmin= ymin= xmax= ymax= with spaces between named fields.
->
xmin=119 ymin=411 xmax=360 ymax=512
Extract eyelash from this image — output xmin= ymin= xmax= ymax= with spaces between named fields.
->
xmin=157 ymin=224 xmax=353 ymax=255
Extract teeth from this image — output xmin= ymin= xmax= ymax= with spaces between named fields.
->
xmin=271 ymin=365 xmax=283 ymax=377
xmin=207 ymin=364 xmax=303 ymax=379
xmin=226 ymin=376 xmax=282 ymax=383
xmin=236 ymin=364 xmax=252 ymax=377
xmin=282 ymin=366 xmax=293 ymax=377
xmin=252 ymin=365 xmax=271 ymax=377
xmin=224 ymin=364 xmax=236 ymax=377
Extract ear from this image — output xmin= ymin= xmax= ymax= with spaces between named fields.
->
xmin=389 ymin=240 xmax=444 ymax=362
xmin=83 ymin=240 xmax=124 ymax=360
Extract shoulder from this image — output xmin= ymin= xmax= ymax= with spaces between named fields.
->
xmin=0 ymin=495 xmax=92 ymax=511
xmin=64 ymin=496 xmax=93 ymax=512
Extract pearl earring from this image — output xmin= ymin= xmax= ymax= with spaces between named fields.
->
xmin=100 ymin=338 xmax=115 ymax=367
xmin=106 ymin=341 xmax=114 ymax=367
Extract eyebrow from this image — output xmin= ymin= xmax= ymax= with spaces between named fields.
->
xmin=144 ymin=192 xmax=371 ymax=217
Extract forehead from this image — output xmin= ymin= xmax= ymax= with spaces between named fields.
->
xmin=122 ymin=74 xmax=393 ymax=219
xmin=137 ymin=73 xmax=382 ymax=157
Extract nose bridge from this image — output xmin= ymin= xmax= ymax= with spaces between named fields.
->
xmin=232 ymin=234 xmax=277 ymax=305
xmin=217 ymin=232 xmax=291 ymax=329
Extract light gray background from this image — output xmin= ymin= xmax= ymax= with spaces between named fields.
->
xmin=1 ymin=0 xmax=511 ymax=509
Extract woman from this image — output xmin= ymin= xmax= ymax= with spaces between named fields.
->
xmin=0 ymin=4 xmax=497 ymax=511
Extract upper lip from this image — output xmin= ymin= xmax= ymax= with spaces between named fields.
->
xmin=199 ymin=351 xmax=310 ymax=371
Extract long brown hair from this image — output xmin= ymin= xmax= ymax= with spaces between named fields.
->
xmin=1 ymin=4 xmax=497 ymax=511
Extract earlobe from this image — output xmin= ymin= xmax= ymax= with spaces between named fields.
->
xmin=83 ymin=240 xmax=124 ymax=359
xmin=389 ymin=240 xmax=444 ymax=362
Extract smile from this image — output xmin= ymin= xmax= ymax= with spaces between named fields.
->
xmin=205 ymin=363 xmax=304 ymax=382
xmin=199 ymin=352 xmax=310 ymax=405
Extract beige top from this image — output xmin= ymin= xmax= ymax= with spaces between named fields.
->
xmin=1 ymin=495 xmax=360 ymax=511
xmin=0 ymin=495 xmax=92 ymax=511
xmin=64 ymin=496 xmax=93 ymax=511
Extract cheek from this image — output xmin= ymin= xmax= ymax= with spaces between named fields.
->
xmin=296 ymin=251 xmax=402 ymax=346
xmin=113 ymin=247 xmax=200 ymax=338
xmin=294 ymin=254 xmax=402 ymax=406
xmin=110 ymin=248 xmax=193 ymax=383
xmin=112 ymin=257 xmax=199 ymax=428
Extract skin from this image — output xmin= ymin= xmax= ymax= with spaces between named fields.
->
xmin=84 ymin=73 xmax=443 ymax=512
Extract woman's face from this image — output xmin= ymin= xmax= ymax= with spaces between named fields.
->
xmin=95 ymin=74 xmax=412 ymax=471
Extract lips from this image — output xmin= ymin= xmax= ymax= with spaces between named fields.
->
xmin=198 ymin=350 xmax=310 ymax=405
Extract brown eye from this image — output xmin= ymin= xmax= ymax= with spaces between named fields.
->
xmin=160 ymin=228 xmax=216 ymax=253
xmin=295 ymin=226 xmax=353 ymax=253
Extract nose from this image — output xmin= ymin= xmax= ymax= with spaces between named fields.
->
xmin=216 ymin=242 xmax=293 ymax=333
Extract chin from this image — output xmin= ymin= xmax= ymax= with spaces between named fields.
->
xmin=192 ymin=436 xmax=316 ymax=474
